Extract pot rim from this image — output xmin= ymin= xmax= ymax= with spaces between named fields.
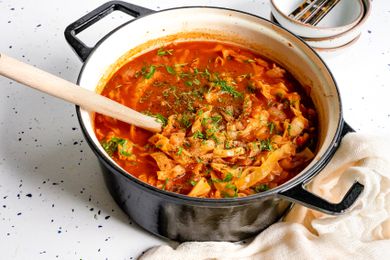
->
xmin=75 ymin=5 xmax=343 ymax=206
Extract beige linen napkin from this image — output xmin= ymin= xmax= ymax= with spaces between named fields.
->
xmin=140 ymin=133 xmax=390 ymax=260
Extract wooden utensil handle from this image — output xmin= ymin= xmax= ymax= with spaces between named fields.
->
xmin=0 ymin=53 xmax=161 ymax=133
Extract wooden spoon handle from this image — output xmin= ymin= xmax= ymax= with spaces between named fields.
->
xmin=0 ymin=53 xmax=162 ymax=133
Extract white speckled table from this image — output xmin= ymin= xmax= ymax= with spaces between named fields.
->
xmin=1 ymin=0 xmax=389 ymax=259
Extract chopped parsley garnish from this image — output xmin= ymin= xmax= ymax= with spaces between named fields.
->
xmin=220 ymin=82 xmax=243 ymax=98
xmin=193 ymin=130 xmax=204 ymax=139
xmin=211 ymin=115 xmax=222 ymax=124
xmin=225 ymin=183 xmax=237 ymax=191
xmin=213 ymin=75 xmax=243 ymax=98
xmin=165 ymin=65 xmax=176 ymax=75
xmin=135 ymin=65 xmax=146 ymax=78
xmin=212 ymin=173 xmax=233 ymax=183
xmin=169 ymin=86 xmax=179 ymax=99
xmin=193 ymin=78 xmax=200 ymax=85
xmin=185 ymin=80 xmax=193 ymax=86
xmin=224 ymin=107 xmax=234 ymax=117
xmin=157 ymin=47 xmax=173 ymax=56
xmin=223 ymin=173 xmax=233 ymax=182
xmin=225 ymin=141 xmax=232 ymax=149
xmin=101 ymin=137 xmax=122 ymax=156
xmin=154 ymin=113 xmax=168 ymax=126
xmin=255 ymin=184 xmax=269 ymax=192
xmin=211 ymin=178 xmax=222 ymax=183
xmin=204 ymin=68 xmax=211 ymax=79
xmin=206 ymin=127 xmax=217 ymax=137
xmin=201 ymin=117 xmax=208 ymax=126
xmin=260 ymin=139 xmax=273 ymax=151
xmin=190 ymin=180 xmax=198 ymax=186
xmin=219 ymin=181 xmax=238 ymax=198
xmin=210 ymin=134 xmax=220 ymax=144
xmin=144 ymin=65 xmax=156 ymax=79
xmin=143 ymin=111 xmax=168 ymax=126
xmin=200 ymin=114 xmax=222 ymax=128
xmin=162 ymin=178 xmax=169 ymax=190
xmin=179 ymin=113 xmax=192 ymax=129
xmin=119 ymin=146 xmax=132 ymax=157
xmin=101 ymin=137 xmax=132 ymax=157
xmin=177 ymin=146 xmax=183 ymax=155
xmin=187 ymin=102 xmax=195 ymax=112
xmin=268 ymin=122 xmax=275 ymax=134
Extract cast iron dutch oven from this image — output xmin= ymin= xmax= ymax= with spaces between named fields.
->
xmin=64 ymin=1 xmax=364 ymax=242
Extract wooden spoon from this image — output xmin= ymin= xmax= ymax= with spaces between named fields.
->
xmin=0 ymin=53 xmax=162 ymax=133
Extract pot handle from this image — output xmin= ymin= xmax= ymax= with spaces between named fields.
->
xmin=278 ymin=120 xmax=364 ymax=215
xmin=278 ymin=181 xmax=364 ymax=215
xmin=341 ymin=120 xmax=354 ymax=137
xmin=64 ymin=1 xmax=154 ymax=61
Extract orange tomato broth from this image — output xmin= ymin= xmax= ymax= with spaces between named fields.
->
xmin=94 ymin=41 xmax=317 ymax=198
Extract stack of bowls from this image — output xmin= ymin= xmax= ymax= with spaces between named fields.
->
xmin=270 ymin=0 xmax=371 ymax=53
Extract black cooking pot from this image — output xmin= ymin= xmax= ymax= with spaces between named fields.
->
xmin=65 ymin=1 xmax=364 ymax=241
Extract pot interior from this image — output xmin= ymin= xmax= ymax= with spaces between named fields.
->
xmin=78 ymin=7 xmax=341 ymax=196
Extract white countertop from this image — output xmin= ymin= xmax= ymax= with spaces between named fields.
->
xmin=1 ymin=0 xmax=389 ymax=259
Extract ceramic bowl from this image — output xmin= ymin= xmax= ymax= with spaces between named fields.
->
xmin=270 ymin=0 xmax=371 ymax=50
xmin=271 ymin=0 xmax=364 ymax=38
xmin=314 ymin=34 xmax=361 ymax=57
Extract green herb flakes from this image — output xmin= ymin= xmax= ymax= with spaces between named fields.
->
xmin=224 ymin=107 xmax=234 ymax=117
xmin=144 ymin=111 xmax=168 ymax=127
xmin=162 ymin=178 xmax=170 ymax=190
xmin=154 ymin=113 xmax=168 ymax=126
xmin=255 ymin=184 xmax=269 ymax=192
xmin=185 ymin=80 xmax=193 ymax=87
xmin=193 ymin=130 xmax=204 ymax=139
xmin=268 ymin=122 xmax=275 ymax=134
xmin=213 ymin=76 xmax=243 ymax=98
xmin=193 ymin=78 xmax=200 ymax=85
xmin=180 ymin=113 xmax=192 ymax=129
xmin=165 ymin=65 xmax=176 ymax=75
xmin=223 ymin=173 xmax=233 ymax=182
xmin=260 ymin=139 xmax=273 ymax=151
xmin=211 ymin=115 xmax=222 ymax=124
xmin=201 ymin=68 xmax=211 ymax=80
xmin=101 ymin=137 xmax=132 ymax=158
xmin=157 ymin=47 xmax=173 ymax=56
xmin=144 ymin=65 xmax=156 ymax=79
